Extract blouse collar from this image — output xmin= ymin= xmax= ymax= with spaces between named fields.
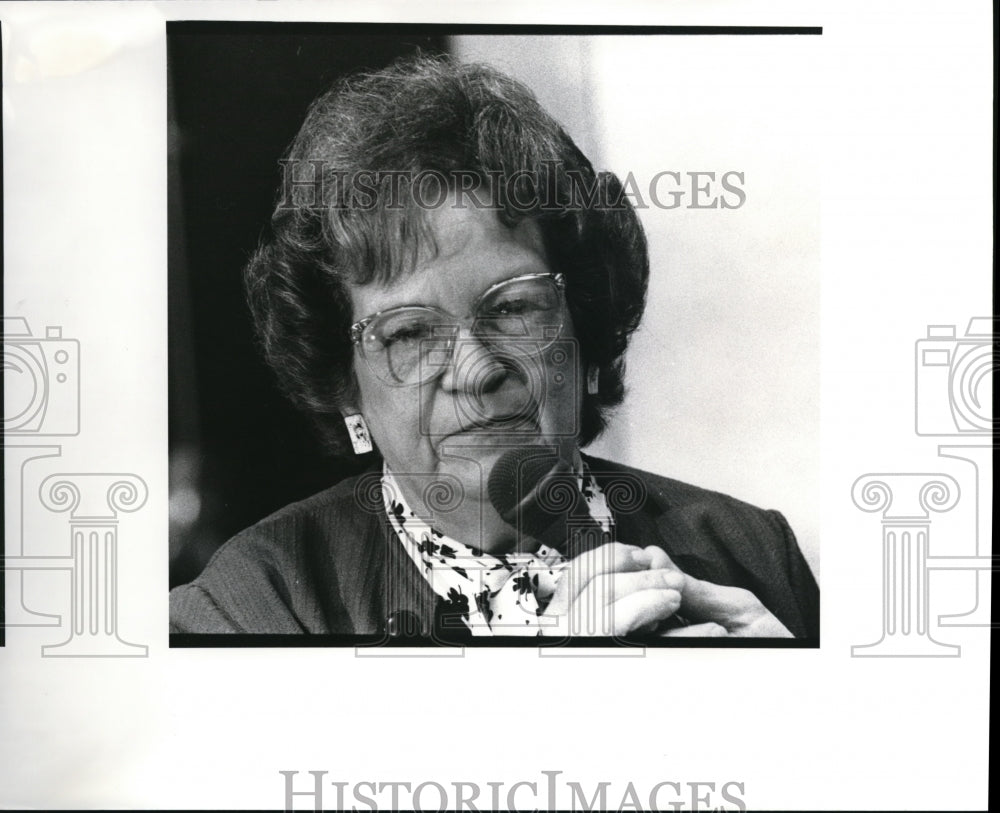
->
xmin=381 ymin=460 xmax=614 ymax=635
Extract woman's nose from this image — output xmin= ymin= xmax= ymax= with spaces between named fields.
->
xmin=437 ymin=330 xmax=509 ymax=395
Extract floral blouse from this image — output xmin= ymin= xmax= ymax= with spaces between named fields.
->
xmin=381 ymin=463 xmax=614 ymax=636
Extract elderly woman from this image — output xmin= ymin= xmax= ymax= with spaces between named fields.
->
xmin=169 ymin=55 xmax=818 ymax=640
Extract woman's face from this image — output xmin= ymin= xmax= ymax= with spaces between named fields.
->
xmin=347 ymin=198 xmax=582 ymax=551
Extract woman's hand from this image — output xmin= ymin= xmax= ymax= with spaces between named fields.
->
xmin=536 ymin=542 xmax=792 ymax=638
xmin=539 ymin=543 xmax=686 ymax=637
xmin=639 ymin=546 xmax=793 ymax=638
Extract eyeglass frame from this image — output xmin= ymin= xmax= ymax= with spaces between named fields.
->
xmin=349 ymin=271 xmax=567 ymax=385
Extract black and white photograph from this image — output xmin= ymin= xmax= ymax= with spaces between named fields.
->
xmin=167 ymin=25 xmax=820 ymax=643
xmin=1 ymin=2 xmax=992 ymax=810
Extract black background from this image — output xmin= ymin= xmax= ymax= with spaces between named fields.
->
xmin=168 ymin=24 xmax=446 ymax=585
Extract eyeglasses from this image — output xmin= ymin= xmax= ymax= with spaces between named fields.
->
xmin=350 ymin=272 xmax=566 ymax=386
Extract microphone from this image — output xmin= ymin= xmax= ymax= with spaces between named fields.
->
xmin=487 ymin=447 xmax=689 ymax=633
xmin=487 ymin=447 xmax=609 ymax=558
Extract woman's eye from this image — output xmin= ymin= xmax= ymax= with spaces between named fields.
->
xmin=490 ymin=298 xmax=536 ymax=316
xmin=383 ymin=323 xmax=432 ymax=346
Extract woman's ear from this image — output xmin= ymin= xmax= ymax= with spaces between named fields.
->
xmin=341 ymin=369 xmax=362 ymax=411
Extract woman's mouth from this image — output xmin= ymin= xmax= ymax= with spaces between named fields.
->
xmin=439 ymin=414 xmax=543 ymax=445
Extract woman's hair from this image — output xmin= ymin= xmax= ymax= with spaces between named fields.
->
xmin=245 ymin=54 xmax=650 ymax=455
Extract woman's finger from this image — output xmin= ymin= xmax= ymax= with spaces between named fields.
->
xmin=547 ymin=542 xmax=649 ymax=612
xmin=639 ymin=545 xmax=679 ymax=571
xmin=567 ymin=569 xmax=685 ymax=632
xmin=563 ymin=570 xmax=683 ymax=635
xmin=672 ymin=575 xmax=793 ymax=637
xmin=677 ymin=575 xmax=757 ymax=625
xmin=605 ymin=567 xmax=685 ymax=604
xmin=608 ymin=589 xmax=683 ymax=637
xmin=660 ymin=622 xmax=729 ymax=638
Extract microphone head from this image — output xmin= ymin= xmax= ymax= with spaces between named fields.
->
xmin=488 ymin=447 xmax=583 ymax=546
xmin=488 ymin=448 xmax=560 ymax=521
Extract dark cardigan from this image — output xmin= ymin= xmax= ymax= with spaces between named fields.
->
xmin=170 ymin=455 xmax=819 ymax=640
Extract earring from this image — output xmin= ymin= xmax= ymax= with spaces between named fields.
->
xmin=586 ymin=364 xmax=600 ymax=395
xmin=344 ymin=413 xmax=373 ymax=455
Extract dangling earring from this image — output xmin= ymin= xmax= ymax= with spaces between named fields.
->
xmin=344 ymin=413 xmax=373 ymax=455
xmin=586 ymin=364 xmax=600 ymax=395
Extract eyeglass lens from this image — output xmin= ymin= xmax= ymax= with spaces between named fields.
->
xmin=361 ymin=276 xmax=564 ymax=384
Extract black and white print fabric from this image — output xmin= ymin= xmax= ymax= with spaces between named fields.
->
xmin=382 ymin=465 xmax=615 ymax=636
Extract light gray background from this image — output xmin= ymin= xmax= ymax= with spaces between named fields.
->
xmin=454 ymin=35 xmax=820 ymax=573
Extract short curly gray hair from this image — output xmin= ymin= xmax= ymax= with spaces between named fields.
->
xmin=244 ymin=54 xmax=650 ymax=455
